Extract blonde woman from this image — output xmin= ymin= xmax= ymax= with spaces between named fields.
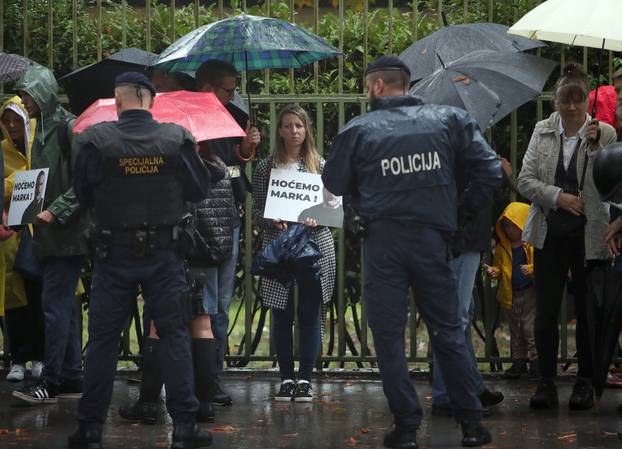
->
xmin=252 ymin=105 xmax=336 ymax=402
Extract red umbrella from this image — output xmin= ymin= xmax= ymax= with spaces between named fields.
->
xmin=72 ymin=90 xmax=246 ymax=142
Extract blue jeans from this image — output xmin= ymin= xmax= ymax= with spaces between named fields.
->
xmin=78 ymin=247 xmax=198 ymax=425
xmin=432 ymin=251 xmax=485 ymax=405
xmin=272 ymin=271 xmax=322 ymax=382
xmin=364 ymin=222 xmax=481 ymax=427
xmin=207 ymin=226 xmax=240 ymax=377
xmin=40 ymin=256 xmax=84 ymax=387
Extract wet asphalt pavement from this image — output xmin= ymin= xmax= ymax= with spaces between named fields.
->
xmin=1 ymin=374 xmax=622 ymax=448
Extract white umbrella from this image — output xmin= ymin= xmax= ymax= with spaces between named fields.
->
xmin=508 ymin=0 xmax=622 ymax=51
xmin=508 ymin=0 xmax=622 ymax=116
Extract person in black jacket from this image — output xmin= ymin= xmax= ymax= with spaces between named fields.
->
xmin=185 ymin=142 xmax=238 ymax=422
xmin=195 ymin=60 xmax=260 ymax=405
xmin=69 ymin=72 xmax=213 ymax=449
xmin=323 ymin=56 xmax=501 ymax=449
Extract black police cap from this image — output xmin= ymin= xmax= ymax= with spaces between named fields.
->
xmin=365 ymin=56 xmax=411 ymax=79
xmin=115 ymin=72 xmax=156 ymax=96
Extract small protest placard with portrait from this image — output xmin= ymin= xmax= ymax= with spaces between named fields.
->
xmin=264 ymin=169 xmax=344 ymax=228
xmin=8 ymin=169 xmax=49 ymax=226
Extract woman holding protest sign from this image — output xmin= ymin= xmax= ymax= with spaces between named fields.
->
xmin=252 ymin=104 xmax=336 ymax=402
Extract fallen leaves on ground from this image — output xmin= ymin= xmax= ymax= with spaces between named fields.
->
xmin=556 ymin=432 xmax=577 ymax=443
xmin=212 ymin=425 xmax=237 ymax=433
xmin=601 ymin=431 xmax=617 ymax=437
xmin=0 ymin=429 xmax=9 ymax=436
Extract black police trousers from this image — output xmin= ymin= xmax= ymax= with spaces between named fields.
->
xmin=363 ymin=220 xmax=482 ymax=428
xmin=78 ymin=246 xmax=198 ymax=425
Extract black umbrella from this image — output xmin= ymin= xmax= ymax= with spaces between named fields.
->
xmin=58 ymin=48 xmax=157 ymax=115
xmin=410 ymin=50 xmax=556 ymax=129
xmin=0 ymin=52 xmax=36 ymax=83
xmin=399 ymin=22 xmax=546 ymax=82
xmin=251 ymin=223 xmax=321 ymax=289
xmin=585 ymin=265 xmax=622 ymax=398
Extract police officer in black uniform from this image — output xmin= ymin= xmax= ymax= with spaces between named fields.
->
xmin=68 ymin=72 xmax=213 ymax=449
xmin=323 ymin=57 xmax=502 ymax=449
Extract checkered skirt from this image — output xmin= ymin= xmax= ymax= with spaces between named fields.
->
xmin=252 ymin=156 xmax=336 ymax=315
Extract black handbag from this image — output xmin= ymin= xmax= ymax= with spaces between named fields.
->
xmin=13 ymin=228 xmax=43 ymax=281
xmin=546 ymin=139 xmax=588 ymax=238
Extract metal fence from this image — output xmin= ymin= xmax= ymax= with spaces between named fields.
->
xmin=1 ymin=0 xmax=615 ymax=371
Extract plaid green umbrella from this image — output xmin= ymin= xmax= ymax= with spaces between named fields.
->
xmin=152 ymin=13 xmax=340 ymax=73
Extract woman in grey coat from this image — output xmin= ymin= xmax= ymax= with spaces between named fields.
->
xmin=517 ymin=63 xmax=616 ymax=411
xmin=252 ymin=105 xmax=336 ymax=403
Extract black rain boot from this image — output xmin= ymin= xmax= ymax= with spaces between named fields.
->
xmin=119 ymin=337 xmax=163 ymax=424
xmin=193 ymin=338 xmax=217 ymax=423
xmin=67 ymin=421 xmax=103 ymax=449
xmin=171 ymin=421 xmax=213 ymax=449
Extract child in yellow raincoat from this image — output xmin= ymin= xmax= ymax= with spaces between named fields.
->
xmin=483 ymin=202 xmax=537 ymax=380
xmin=0 ymin=95 xmax=45 ymax=382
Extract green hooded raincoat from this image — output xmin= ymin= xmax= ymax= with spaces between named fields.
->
xmin=14 ymin=66 xmax=88 ymax=258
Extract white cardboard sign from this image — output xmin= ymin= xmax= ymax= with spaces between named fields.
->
xmin=263 ymin=169 xmax=344 ymax=228
xmin=8 ymin=168 xmax=49 ymax=226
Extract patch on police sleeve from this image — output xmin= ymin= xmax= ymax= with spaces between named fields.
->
xmin=227 ymin=165 xmax=241 ymax=178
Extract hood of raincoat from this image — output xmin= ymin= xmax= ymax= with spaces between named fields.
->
xmin=0 ymin=96 xmax=35 ymax=157
xmin=14 ymin=65 xmax=71 ymax=147
xmin=492 ymin=201 xmax=534 ymax=309
xmin=495 ymin=201 xmax=529 ymax=246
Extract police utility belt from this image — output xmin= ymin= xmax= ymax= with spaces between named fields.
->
xmin=92 ymin=227 xmax=181 ymax=258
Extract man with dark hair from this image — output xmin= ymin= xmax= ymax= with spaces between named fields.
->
xmin=323 ymin=56 xmax=501 ymax=448
xmin=67 ymin=72 xmax=213 ymax=449
xmin=193 ymin=59 xmax=260 ymax=406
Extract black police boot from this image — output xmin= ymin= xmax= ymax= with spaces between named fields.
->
xmin=383 ymin=424 xmax=418 ymax=449
xmin=461 ymin=421 xmax=492 ymax=447
xmin=503 ymin=360 xmax=528 ymax=379
xmin=478 ymin=388 xmax=504 ymax=407
xmin=67 ymin=422 xmax=103 ymax=449
xmin=119 ymin=337 xmax=163 ymax=424
xmin=529 ymin=378 xmax=559 ymax=409
xmin=568 ymin=377 xmax=594 ymax=410
xmin=171 ymin=421 xmax=213 ymax=449
xmin=192 ymin=338 xmax=217 ymax=423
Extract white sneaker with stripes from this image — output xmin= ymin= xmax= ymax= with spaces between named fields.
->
xmin=12 ymin=381 xmax=58 ymax=404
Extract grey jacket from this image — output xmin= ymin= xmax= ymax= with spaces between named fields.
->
xmin=517 ymin=112 xmax=617 ymax=260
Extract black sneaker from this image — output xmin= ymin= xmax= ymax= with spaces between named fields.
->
xmin=274 ymin=380 xmax=296 ymax=402
xmin=13 ymin=380 xmax=58 ymax=404
xmin=569 ymin=377 xmax=594 ymax=411
xmin=478 ymin=388 xmax=504 ymax=407
xmin=529 ymin=378 xmax=558 ymax=409
xmin=503 ymin=361 xmax=528 ymax=379
xmin=383 ymin=424 xmax=418 ymax=449
xmin=59 ymin=378 xmax=83 ymax=399
xmin=431 ymin=401 xmax=492 ymax=418
xmin=213 ymin=381 xmax=232 ymax=406
xmin=293 ymin=381 xmax=313 ymax=402
xmin=461 ymin=421 xmax=492 ymax=447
